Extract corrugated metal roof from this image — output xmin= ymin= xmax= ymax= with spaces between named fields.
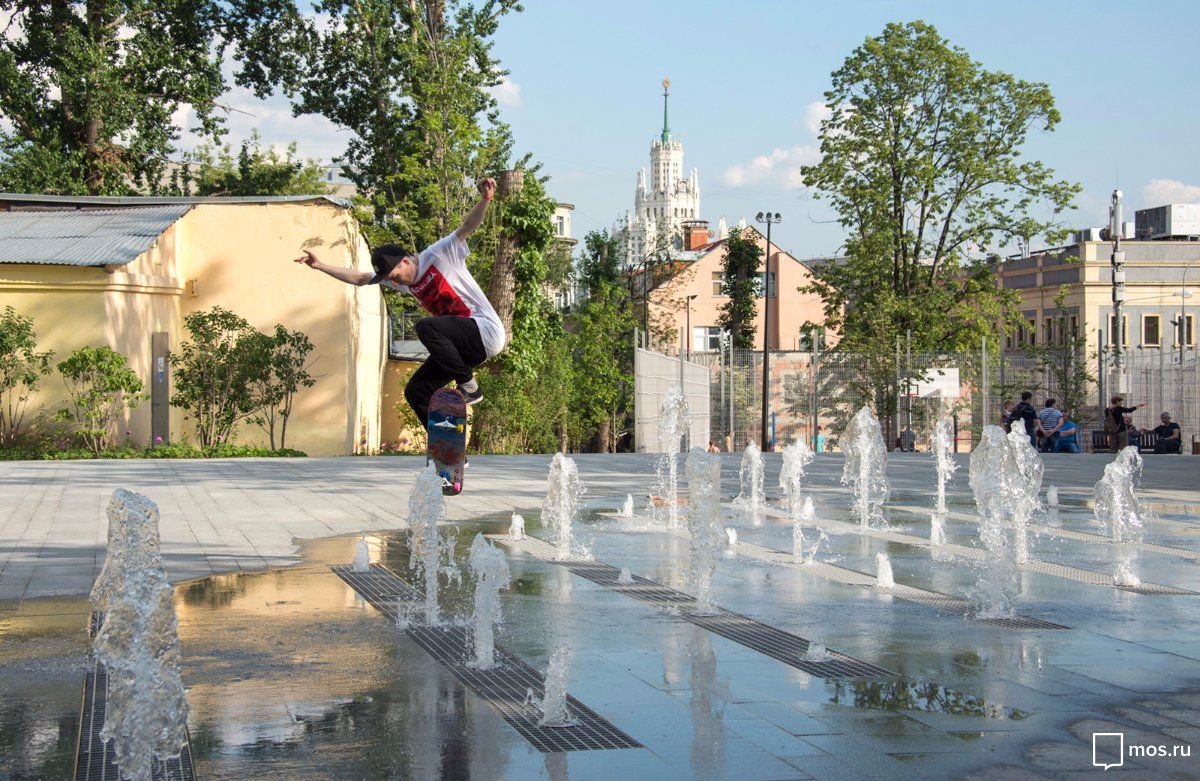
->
xmin=0 ymin=192 xmax=352 ymax=208
xmin=0 ymin=205 xmax=192 ymax=267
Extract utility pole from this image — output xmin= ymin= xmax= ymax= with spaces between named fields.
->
xmin=1110 ymin=189 xmax=1127 ymax=394
xmin=755 ymin=212 xmax=782 ymax=451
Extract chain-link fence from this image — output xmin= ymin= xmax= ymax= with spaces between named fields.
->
xmin=640 ymin=342 xmax=1199 ymax=454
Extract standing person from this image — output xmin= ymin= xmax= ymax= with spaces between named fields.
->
xmin=1153 ymin=412 xmax=1182 ymax=454
xmin=1011 ymin=392 xmax=1038 ymax=446
xmin=813 ymin=425 xmax=826 ymax=453
xmin=295 ymin=177 xmax=504 ymax=430
xmin=1037 ymin=398 xmax=1064 ymax=453
xmin=1105 ymin=395 xmax=1142 ymax=453
xmin=1000 ymin=400 xmax=1015 ymax=432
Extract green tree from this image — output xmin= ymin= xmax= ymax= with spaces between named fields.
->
xmin=471 ymin=173 xmax=569 ymax=453
xmin=190 ymin=132 xmax=332 ymax=196
xmin=1026 ymin=287 xmax=1096 ymax=424
xmin=800 ymin=21 xmax=1078 ymax=357
xmin=569 ymin=230 xmax=634 ymax=452
xmin=0 ymin=306 xmax=53 ymax=446
xmin=169 ymin=307 xmax=259 ymax=448
xmin=291 ymin=0 xmax=519 ymax=249
xmin=717 ymin=227 xmax=762 ymax=349
xmin=245 ymin=325 xmax=317 ymax=450
xmin=0 ymin=0 xmax=306 ymax=194
xmin=54 ymin=345 xmax=146 ymax=453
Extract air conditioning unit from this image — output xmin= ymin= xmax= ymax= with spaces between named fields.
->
xmin=1135 ymin=204 xmax=1200 ymax=240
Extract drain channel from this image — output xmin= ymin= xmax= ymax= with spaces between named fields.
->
xmin=75 ymin=658 xmax=197 ymax=781
xmin=330 ymin=564 xmax=642 ymax=753
xmin=489 ymin=536 xmax=895 ymax=679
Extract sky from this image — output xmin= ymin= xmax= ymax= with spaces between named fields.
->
xmin=179 ymin=0 xmax=1200 ymax=259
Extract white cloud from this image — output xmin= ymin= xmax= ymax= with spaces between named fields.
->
xmin=720 ymin=145 xmax=819 ymax=190
xmin=490 ymin=77 xmax=522 ymax=109
xmin=803 ymin=101 xmax=830 ymax=136
xmin=1141 ymin=178 xmax=1200 ymax=207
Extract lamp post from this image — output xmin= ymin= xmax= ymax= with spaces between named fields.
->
xmin=756 ymin=211 xmax=782 ymax=451
xmin=685 ymin=294 xmax=698 ymax=360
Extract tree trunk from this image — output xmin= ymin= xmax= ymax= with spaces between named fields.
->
xmin=485 ymin=168 xmax=524 ymax=336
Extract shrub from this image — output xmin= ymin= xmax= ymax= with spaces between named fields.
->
xmin=169 ymin=307 xmax=259 ymax=448
xmin=0 ymin=306 xmax=53 ymax=446
xmin=55 ymin=345 xmax=147 ymax=454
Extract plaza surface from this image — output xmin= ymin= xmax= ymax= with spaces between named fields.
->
xmin=2 ymin=452 xmax=1199 ymax=780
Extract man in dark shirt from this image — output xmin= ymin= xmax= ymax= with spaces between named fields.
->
xmin=1011 ymin=391 xmax=1038 ymax=446
xmin=1153 ymin=412 xmax=1182 ymax=454
xmin=1107 ymin=395 xmax=1142 ymax=453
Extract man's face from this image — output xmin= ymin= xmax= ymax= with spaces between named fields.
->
xmin=1162 ymin=415 xmax=1171 ymax=425
xmin=387 ymin=256 xmax=418 ymax=285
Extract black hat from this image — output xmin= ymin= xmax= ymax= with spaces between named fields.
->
xmin=369 ymin=243 xmax=414 ymax=285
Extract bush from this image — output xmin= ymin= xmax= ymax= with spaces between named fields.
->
xmin=55 ymin=345 xmax=147 ymax=454
xmin=0 ymin=306 xmax=53 ymax=446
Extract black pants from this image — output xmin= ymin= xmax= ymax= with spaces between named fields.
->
xmin=405 ymin=316 xmax=487 ymax=425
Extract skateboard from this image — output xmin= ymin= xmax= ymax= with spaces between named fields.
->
xmin=427 ymin=388 xmax=467 ymax=495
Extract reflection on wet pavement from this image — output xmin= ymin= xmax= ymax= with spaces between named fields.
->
xmin=3 ymin=496 xmax=1200 ymax=780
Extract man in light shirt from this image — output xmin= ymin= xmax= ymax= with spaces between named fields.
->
xmin=1036 ymin=398 xmax=1064 ymax=452
xmin=294 ymin=178 xmax=505 ymax=428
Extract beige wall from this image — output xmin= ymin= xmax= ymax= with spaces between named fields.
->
xmin=0 ymin=200 xmax=384 ymax=456
xmin=648 ymin=231 xmax=828 ymax=352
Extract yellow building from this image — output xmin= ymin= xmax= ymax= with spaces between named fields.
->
xmin=0 ymin=193 xmax=393 ymax=456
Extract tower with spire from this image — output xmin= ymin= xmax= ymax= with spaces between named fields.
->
xmin=615 ymin=77 xmax=701 ymax=264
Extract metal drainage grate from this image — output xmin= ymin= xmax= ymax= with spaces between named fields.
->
xmin=731 ymin=539 xmax=1068 ymax=631
xmin=330 ymin=564 xmax=420 ymax=607
xmin=491 ymin=536 xmax=895 ymax=679
xmin=331 ymin=564 xmax=642 ymax=753
xmin=75 ymin=658 xmax=197 ymax=781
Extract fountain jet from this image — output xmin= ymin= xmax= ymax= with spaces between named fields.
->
xmin=841 ymin=406 xmax=890 ymax=525
xmin=1094 ymin=447 xmax=1145 ymax=585
xmin=686 ymin=448 xmax=724 ymax=615
xmin=543 ymin=453 xmax=582 ymax=558
xmin=466 ymin=534 xmax=511 ymax=670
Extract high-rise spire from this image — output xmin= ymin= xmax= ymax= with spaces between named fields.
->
xmin=661 ymin=76 xmax=671 ymax=143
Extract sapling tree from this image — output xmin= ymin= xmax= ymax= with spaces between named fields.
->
xmin=55 ymin=345 xmax=146 ymax=453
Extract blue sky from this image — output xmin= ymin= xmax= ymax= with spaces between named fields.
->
xmin=193 ymin=0 xmax=1200 ymax=259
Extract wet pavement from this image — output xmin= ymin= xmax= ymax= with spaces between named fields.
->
xmin=2 ymin=453 xmax=1200 ymax=779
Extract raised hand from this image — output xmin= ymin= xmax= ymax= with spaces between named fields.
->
xmin=293 ymin=250 xmax=320 ymax=268
xmin=478 ymin=177 xmax=497 ymax=200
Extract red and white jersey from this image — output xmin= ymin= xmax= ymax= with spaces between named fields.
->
xmin=384 ymin=233 xmax=506 ymax=357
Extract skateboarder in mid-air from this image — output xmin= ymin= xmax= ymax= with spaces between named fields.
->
xmin=294 ymin=176 xmax=506 ymax=434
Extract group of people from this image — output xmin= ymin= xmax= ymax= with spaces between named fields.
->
xmin=1002 ymin=393 xmax=1081 ymax=453
xmin=1001 ymin=392 xmax=1184 ymax=454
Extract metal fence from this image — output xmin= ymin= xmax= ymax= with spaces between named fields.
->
xmin=637 ymin=342 xmax=1199 ymax=454
xmin=633 ymin=345 xmax=711 ymax=453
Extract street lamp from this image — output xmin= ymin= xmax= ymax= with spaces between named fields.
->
xmin=685 ymin=294 xmax=698 ymax=360
xmin=756 ymin=211 xmax=782 ymax=451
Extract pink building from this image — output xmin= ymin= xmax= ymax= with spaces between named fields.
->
xmin=642 ymin=225 xmax=831 ymax=354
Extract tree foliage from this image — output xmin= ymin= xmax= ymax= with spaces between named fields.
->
xmin=0 ymin=306 xmax=53 ymax=446
xmin=169 ymin=307 xmax=258 ymax=448
xmin=245 ymin=325 xmax=317 ymax=450
xmin=0 ymin=0 xmax=306 ymax=194
xmin=54 ymin=345 xmax=146 ymax=454
xmin=716 ymin=227 xmax=763 ymax=350
xmin=189 ymin=132 xmax=332 ymax=196
xmin=800 ymin=20 xmax=1078 ymax=358
xmin=291 ymin=0 xmax=518 ymax=249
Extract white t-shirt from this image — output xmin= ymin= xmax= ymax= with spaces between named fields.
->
xmin=383 ymin=233 xmax=507 ymax=358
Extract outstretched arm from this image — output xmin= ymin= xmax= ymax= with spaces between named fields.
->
xmin=455 ymin=177 xmax=497 ymax=240
xmin=293 ymin=250 xmax=373 ymax=286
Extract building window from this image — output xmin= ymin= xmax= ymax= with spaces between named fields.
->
xmin=1143 ymin=315 xmax=1161 ymax=347
xmin=555 ymin=216 xmax=565 ymax=236
xmin=1177 ymin=314 xmax=1195 ymax=346
xmin=712 ymin=271 xmax=724 ymax=296
xmin=753 ymin=272 xmax=777 ymax=298
xmin=1069 ymin=315 xmax=1079 ymax=339
xmin=1044 ymin=317 xmax=1054 ymax=345
xmin=1027 ymin=319 xmax=1036 ymax=347
xmin=693 ymin=326 xmax=721 ymax=353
